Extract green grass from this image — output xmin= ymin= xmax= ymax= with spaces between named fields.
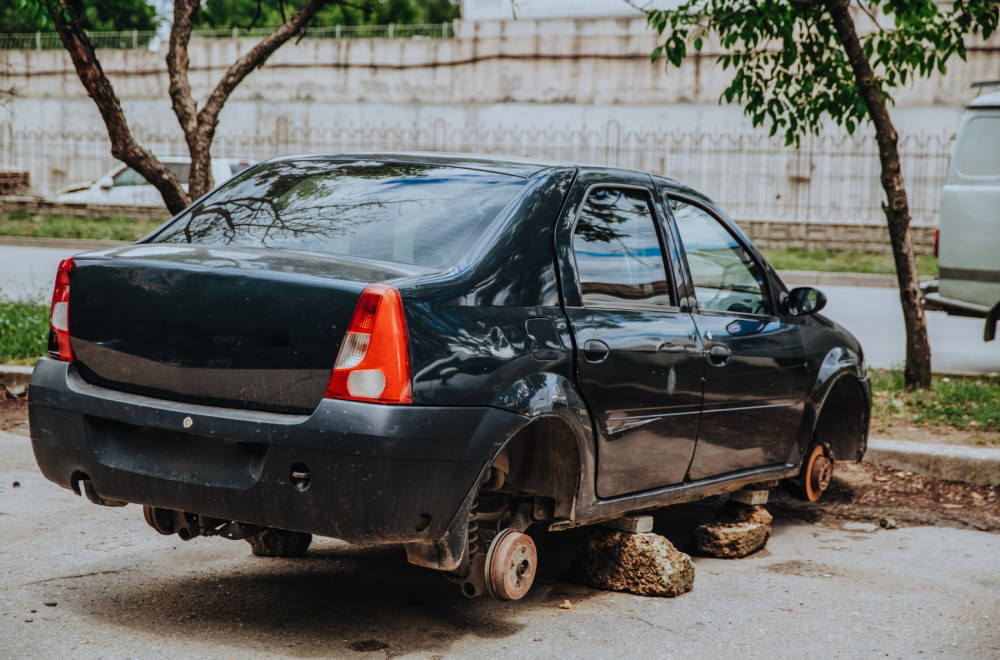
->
xmin=761 ymin=248 xmax=938 ymax=277
xmin=0 ymin=297 xmax=49 ymax=364
xmin=0 ymin=210 xmax=163 ymax=242
xmin=870 ymin=369 xmax=1000 ymax=444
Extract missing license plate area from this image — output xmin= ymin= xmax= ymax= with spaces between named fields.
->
xmin=85 ymin=417 xmax=266 ymax=489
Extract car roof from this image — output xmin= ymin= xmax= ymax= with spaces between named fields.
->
xmin=263 ymin=152 xmax=576 ymax=178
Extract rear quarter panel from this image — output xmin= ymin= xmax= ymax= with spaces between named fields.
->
xmin=400 ymin=169 xmax=577 ymax=407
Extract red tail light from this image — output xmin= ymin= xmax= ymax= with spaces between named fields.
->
xmin=934 ymin=228 xmax=939 ymax=259
xmin=325 ymin=284 xmax=411 ymax=404
xmin=48 ymin=257 xmax=75 ymax=362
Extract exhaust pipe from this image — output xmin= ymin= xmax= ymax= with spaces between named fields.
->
xmin=79 ymin=478 xmax=127 ymax=507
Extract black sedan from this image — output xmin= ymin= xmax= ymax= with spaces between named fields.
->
xmin=29 ymin=153 xmax=870 ymax=600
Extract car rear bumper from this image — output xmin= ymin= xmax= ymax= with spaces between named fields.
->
xmin=28 ymin=357 xmax=526 ymax=545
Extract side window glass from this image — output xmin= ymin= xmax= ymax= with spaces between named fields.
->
xmin=670 ymin=199 xmax=769 ymax=315
xmin=573 ymin=187 xmax=672 ymax=307
xmin=112 ymin=167 xmax=147 ymax=187
xmin=166 ymin=162 xmax=191 ymax=185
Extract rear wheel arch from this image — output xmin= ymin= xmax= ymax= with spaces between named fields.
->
xmin=490 ymin=413 xmax=584 ymax=520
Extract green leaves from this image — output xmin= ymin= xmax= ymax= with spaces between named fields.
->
xmin=647 ymin=0 xmax=999 ymax=145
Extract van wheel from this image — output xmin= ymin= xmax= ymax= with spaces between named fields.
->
xmin=246 ymin=528 xmax=312 ymax=557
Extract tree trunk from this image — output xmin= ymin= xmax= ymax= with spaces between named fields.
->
xmin=169 ymin=0 xmax=334 ymax=201
xmin=824 ymin=0 xmax=932 ymax=389
xmin=47 ymin=1 xmax=190 ymax=215
xmin=49 ymin=0 xmax=341 ymax=213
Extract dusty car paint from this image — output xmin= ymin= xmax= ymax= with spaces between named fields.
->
xmin=29 ymin=152 xmax=870 ymax=600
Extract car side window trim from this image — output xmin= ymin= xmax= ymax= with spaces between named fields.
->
xmin=663 ymin=193 xmax=776 ymax=318
xmin=568 ymin=183 xmax=681 ymax=312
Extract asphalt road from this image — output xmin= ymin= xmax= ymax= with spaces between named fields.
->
xmin=820 ymin=284 xmax=1000 ymax=375
xmin=1 ymin=428 xmax=998 ymax=658
xmin=0 ymin=245 xmax=77 ymax=300
xmin=1 ymin=244 xmax=998 ymax=374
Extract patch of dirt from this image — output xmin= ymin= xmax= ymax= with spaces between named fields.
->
xmin=770 ymin=461 xmax=1000 ymax=532
xmin=0 ymin=386 xmax=29 ymax=434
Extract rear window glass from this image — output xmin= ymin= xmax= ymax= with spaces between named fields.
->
xmin=151 ymin=160 xmax=526 ymax=268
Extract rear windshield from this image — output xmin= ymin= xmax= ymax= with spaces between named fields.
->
xmin=151 ymin=160 xmax=526 ymax=268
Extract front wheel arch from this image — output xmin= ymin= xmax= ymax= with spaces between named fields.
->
xmin=813 ymin=373 xmax=870 ymax=463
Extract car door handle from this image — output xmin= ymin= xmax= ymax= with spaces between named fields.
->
xmin=657 ymin=339 xmax=701 ymax=355
xmin=583 ymin=339 xmax=610 ymax=363
xmin=707 ymin=344 xmax=731 ymax=367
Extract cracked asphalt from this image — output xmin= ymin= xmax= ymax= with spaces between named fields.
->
xmin=2 ymin=427 xmax=999 ymax=659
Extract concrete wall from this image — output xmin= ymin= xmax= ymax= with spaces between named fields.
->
xmin=2 ymin=16 xmax=998 ymax=239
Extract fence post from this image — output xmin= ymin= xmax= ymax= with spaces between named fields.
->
xmin=336 ymin=24 xmax=341 ymax=39
xmin=132 ymin=29 xmax=138 ymax=50
xmin=36 ymin=31 xmax=41 ymax=51
xmin=233 ymin=27 xmax=239 ymax=40
xmin=388 ymin=23 xmax=394 ymax=39
xmin=442 ymin=22 xmax=448 ymax=38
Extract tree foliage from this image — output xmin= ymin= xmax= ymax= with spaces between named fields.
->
xmin=3 ymin=0 xmax=457 ymax=34
xmin=649 ymin=0 xmax=998 ymax=145
xmin=194 ymin=0 xmax=458 ymax=29
xmin=2 ymin=0 xmax=159 ymax=33
xmin=647 ymin=0 xmax=998 ymax=389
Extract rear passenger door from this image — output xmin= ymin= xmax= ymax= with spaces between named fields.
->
xmin=556 ymin=171 xmax=704 ymax=498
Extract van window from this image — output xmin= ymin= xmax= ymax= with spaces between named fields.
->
xmin=955 ymin=116 xmax=1000 ymax=178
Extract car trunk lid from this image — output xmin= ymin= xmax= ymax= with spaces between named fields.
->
xmin=67 ymin=244 xmax=417 ymax=413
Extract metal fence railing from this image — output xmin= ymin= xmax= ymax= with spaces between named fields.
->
xmin=0 ymin=22 xmax=455 ymax=50
xmin=0 ymin=118 xmax=953 ymax=228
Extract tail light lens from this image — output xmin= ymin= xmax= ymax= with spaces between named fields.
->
xmin=326 ymin=284 xmax=412 ymax=404
xmin=934 ymin=228 xmax=939 ymax=259
xmin=48 ymin=257 xmax=75 ymax=362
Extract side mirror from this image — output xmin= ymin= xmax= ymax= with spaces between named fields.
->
xmin=787 ymin=287 xmax=827 ymax=316
xmin=98 ymin=176 xmax=114 ymax=190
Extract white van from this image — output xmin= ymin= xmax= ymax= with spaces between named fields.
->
xmin=55 ymin=156 xmax=252 ymax=206
xmin=921 ymin=80 xmax=1000 ymax=341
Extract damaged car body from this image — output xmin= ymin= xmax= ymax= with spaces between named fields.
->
xmin=29 ymin=153 xmax=870 ymax=600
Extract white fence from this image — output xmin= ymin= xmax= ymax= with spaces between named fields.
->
xmin=0 ymin=118 xmax=952 ymax=227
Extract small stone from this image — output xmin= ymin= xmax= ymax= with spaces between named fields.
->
xmin=843 ymin=522 xmax=879 ymax=532
xmin=729 ymin=489 xmax=769 ymax=506
xmin=694 ymin=501 xmax=772 ymax=559
xmin=558 ymin=600 xmax=572 ymax=609
xmin=878 ymin=518 xmax=897 ymax=530
xmin=24 ymin=617 xmax=33 ymax=623
xmin=43 ymin=602 xmax=57 ymax=607
xmin=600 ymin=515 xmax=653 ymax=533
xmin=571 ymin=528 xmax=694 ymax=598
xmin=12 ymin=481 xmax=20 ymax=488
xmin=7 ymin=384 xmax=26 ymax=398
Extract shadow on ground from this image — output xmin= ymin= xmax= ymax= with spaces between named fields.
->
xmin=45 ymin=497 xmax=815 ymax=657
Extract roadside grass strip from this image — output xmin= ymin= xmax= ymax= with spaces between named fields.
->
xmin=0 ymin=295 xmax=49 ymax=364
xmin=762 ymin=248 xmax=937 ymax=277
xmin=870 ymin=368 xmax=1000 ymax=444
xmin=0 ymin=211 xmax=163 ymax=242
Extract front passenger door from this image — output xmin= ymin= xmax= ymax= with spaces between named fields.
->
xmin=667 ymin=197 xmax=809 ymax=480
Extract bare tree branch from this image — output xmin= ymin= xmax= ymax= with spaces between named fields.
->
xmin=184 ymin=0 xmax=334 ymax=199
xmin=166 ymin=0 xmax=200 ymax=140
xmin=46 ymin=0 xmax=190 ymax=214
